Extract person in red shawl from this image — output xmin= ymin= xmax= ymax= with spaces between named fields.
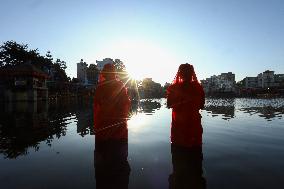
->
xmin=94 ymin=63 xmax=131 ymax=189
xmin=167 ymin=63 xmax=206 ymax=189
xmin=167 ymin=63 xmax=205 ymax=148
xmin=94 ymin=63 xmax=130 ymax=141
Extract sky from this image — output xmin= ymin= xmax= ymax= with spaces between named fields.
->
xmin=0 ymin=0 xmax=283 ymax=84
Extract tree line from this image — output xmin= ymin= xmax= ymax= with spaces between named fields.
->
xmin=0 ymin=40 xmax=168 ymax=99
xmin=0 ymin=40 xmax=69 ymax=82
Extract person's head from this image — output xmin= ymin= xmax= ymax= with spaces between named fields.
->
xmin=100 ymin=63 xmax=116 ymax=81
xmin=174 ymin=63 xmax=197 ymax=84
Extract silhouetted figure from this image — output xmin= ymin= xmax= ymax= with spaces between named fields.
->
xmin=167 ymin=63 xmax=205 ymax=148
xmin=93 ymin=63 xmax=131 ymax=189
xmin=94 ymin=63 xmax=130 ymax=141
xmin=167 ymin=64 xmax=206 ymax=188
xmin=169 ymin=145 xmax=206 ymax=189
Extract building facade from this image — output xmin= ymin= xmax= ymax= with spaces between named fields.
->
xmin=201 ymin=72 xmax=236 ymax=94
xmin=241 ymin=70 xmax=284 ymax=89
xmin=244 ymin=77 xmax=258 ymax=88
xmin=77 ymin=59 xmax=88 ymax=84
xmin=96 ymin=58 xmax=114 ymax=71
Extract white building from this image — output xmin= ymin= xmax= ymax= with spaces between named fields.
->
xmin=96 ymin=58 xmax=114 ymax=71
xmin=201 ymin=72 xmax=236 ymax=93
xmin=77 ymin=59 xmax=88 ymax=84
xmin=242 ymin=70 xmax=283 ymax=89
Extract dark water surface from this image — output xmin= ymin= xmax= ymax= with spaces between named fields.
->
xmin=0 ymin=98 xmax=283 ymax=189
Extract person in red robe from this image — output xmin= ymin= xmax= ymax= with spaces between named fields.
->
xmin=94 ymin=63 xmax=130 ymax=141
xmin=93 ymin=63 xmax=131 ymax=189
xmin=167 ymin=63 xmax=205 ymax=148
xmin=167 ymin=63 xmax=206 ymax=189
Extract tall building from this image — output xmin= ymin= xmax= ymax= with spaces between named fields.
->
xmin=77 ymin=59 xmax=88 ymax=84
xmin=96 ymin=58 xmax=114 ymax=71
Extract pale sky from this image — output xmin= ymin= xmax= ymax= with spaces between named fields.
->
xmin=0 ymin=0 xmax=284 ymax=84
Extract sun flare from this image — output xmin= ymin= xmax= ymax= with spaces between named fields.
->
xmin=96 ymin=39 xmax=181 ymax=83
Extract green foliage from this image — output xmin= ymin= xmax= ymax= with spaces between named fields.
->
xmin=113 ymin=59 xmax=129 ymax=83
xmin=114 ymin=59 xmax=126 ymax=72
xmin=0 ymin=40 xmax=68 ymax=82
xmin=0 ymin=40 xmax=40 ymax=67
xmin=138 ymin=78 xmax=164 ymax=98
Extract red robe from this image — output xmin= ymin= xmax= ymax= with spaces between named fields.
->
xmin=94 ymin=80 xmax=130 ymax=141
xmin=167 ymin=81 xmax=205 ymax=148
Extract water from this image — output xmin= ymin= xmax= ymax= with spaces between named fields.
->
xmin=0 ymin=98 xmax=284 ymax=189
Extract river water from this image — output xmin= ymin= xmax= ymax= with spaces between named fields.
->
xmin=0 ymin=98 xmax=283 ymax=189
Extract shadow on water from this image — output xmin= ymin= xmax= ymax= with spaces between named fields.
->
xmin=169 ymin=145 xmax=206 ymax=189
xmin=94 ymin=140 xmax=130 ymax=189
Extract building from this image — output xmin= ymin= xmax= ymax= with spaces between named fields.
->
xmin=0 ymin=62 xmax=49 ymax=101
xmin=257 ymin=73 xmax=263 ymax=88
xmin=76 ymin=59 xmax=99 ymax=86
xmin=218 ymin=72 xmax=236 ymax=92
xmin=96 ymin=58 xmax=114 ymax=71
xmin=262 ymin=70 xmax=275 ymax=88
xmin=244 ymin=77 xmax=258 ymax=88
xmin=201 ymin=72 xmax=236 ymax=94
xmin=241 ymin=70 xmax=284 ymax=89
xmin=77 ymin=59 xmax=88 ymax=84
xmin=275 ymin=74 xmax=284 ymax=88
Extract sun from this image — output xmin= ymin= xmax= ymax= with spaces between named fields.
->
xmin=126 ymin=66 xmax=144 ymax=81
xmin=96 ymin=38 xmax=180 ymax=84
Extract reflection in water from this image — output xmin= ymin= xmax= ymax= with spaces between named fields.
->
xmin=169 ymin=145 xmax=206 ymax=189
xmin=140 ymin=99 xmax=161 ymax=114
xmin=204 ymin=98 xmax=235 ymax=120
xmin=130 ymin=99 xmax=161 ymax=115
xmin=0 ymin=99 xmax=162 ymax=159
xmin=204 ymin=98 xmax=284 ymax=121
xmin=0 ymin=98 xmax=283 ymax=188
xmin=94 ymin=140 xmax=130 ymax=189
xmin=240 ymin=106 xmax=284 ymax=121
xmin=1 ymin=98 xmax=283 ymax=159
xmin=0 ymin=99 xmax=93 ymax=158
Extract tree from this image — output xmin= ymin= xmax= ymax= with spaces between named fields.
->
xmin=52 ymin=61 xmax=68 ymax=82
xmin=0 ymin=40 xmax=40 ymax=67
xmin=114 ymin=59 xmax=126 ymax=72
xmin=113 ymin=59 xmax=129 ymax=83
xmin=0 ymin=40 xmax=69 ymax=82
xmin=0 ymin=40 xmax=55 ymax=69
xmin=139 ymin=78 xmax=164 ymax=98
xmin=55 ymin=58 xmax=67 ymax=70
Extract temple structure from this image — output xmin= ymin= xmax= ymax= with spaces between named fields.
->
xmin=0 ymin=62 xmax=49 ymax=101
